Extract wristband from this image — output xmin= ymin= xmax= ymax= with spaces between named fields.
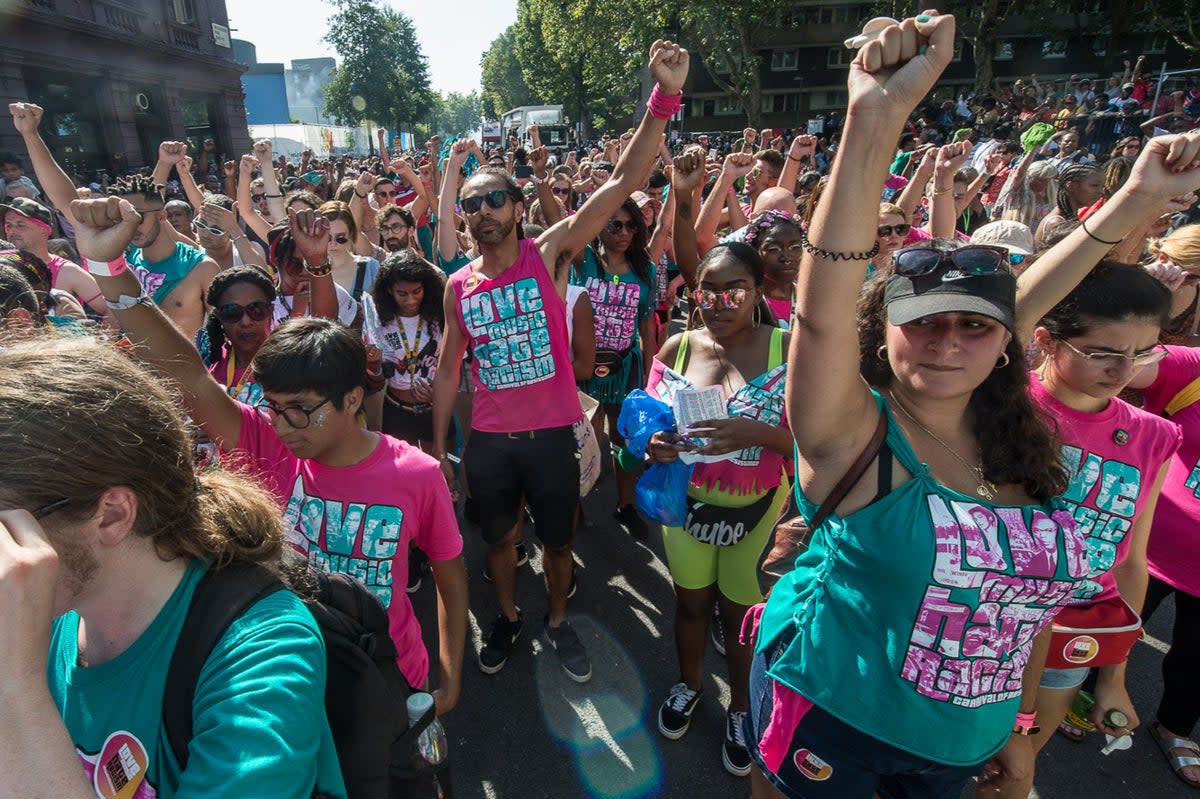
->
xmin=304 ymin=260 xmax=333 ymax=277
xmin=932 ymin=185 xmax=953 ymax=197
xmin=84 ymin=255 xmax=128 ymax=277
xmin=647 ymin=84 xmax=682 ymax=120
xmin=355 ymin=190 xmax=368 ymax=199
xmin=1012 ymin=711 xmax=1040 ymax=736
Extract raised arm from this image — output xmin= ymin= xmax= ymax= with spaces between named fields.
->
xmin=348 ymin=170 xmax=377 ymax=254
xmin=696 ymin=153 xmax=753 ymax=253
xmin=778 ymin=134 xmax=817 ymax=195
xmin=537 ymin=40 xmax=689 ymax=282
xmin=648 ymin=179 xmax=675 ymax=264
xmin=252 ymin=140 xmax=286 ymax=222
xmin=528 ymin=146 xmax=563 ymax=227
xmin=438 ymin=142 xmax=471 ymax=263
xmin=1014 ymin=132 xmax=1200 ymax=342
xmin=8 ymin=102 xmax=80 ymax=227
xmin=895 ymin=146 xmax=936 ymax=217
xmin=669 ymin=149 xmax=706 ymax=289
xmin=236 ymin=154 xmax=273 ymax=241
xmin=928 ymin=142 xmax=970 ymax=239
xmin=789 ymin=13 xmax=957 ymax=458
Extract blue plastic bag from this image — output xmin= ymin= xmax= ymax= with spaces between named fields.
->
xmin=618 ymin=390 xmax=692 ymax=526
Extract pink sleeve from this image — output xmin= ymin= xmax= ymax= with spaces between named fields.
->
xmin=411 ymin=456 xmax=464 ymax=561
xmin=231 ymin=403 xmax=295 ymax=505
xmin=1142 ymin=346 xmax=1200 ymax=415
xmin=645 ymin=357 xmax=668 ymax=395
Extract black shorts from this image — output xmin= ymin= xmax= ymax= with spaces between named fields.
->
xmin=464 ymin=425 xmax=580 ymax=548
xmin=381 ymin=395 xmax=434 ymax=446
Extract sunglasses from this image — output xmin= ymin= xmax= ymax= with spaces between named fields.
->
xmin=217 ymin=300 xmax=272 ymax=323
xmin=877 ymin=224 xmax=912 ymax=237
xmin=333 ymin=234 xmax=350 ymax=244
xmin=605 ymin=220 xmax=639 ymax=235
xmin=461 ymin=189 xmax=509 ymax=214
xmin=252 ymin=193 xmax=268 ymax=202
xmin=552 ymin=187 xmax=571 ymax=196
xmin=1055 ymin=338 xmax=1169 ymax=369
xmin=893 ymin=245 xmax=1011 ymax=278
xmin=254 ymin=397 xmax=332 ymax=429
xmin=694 ymin=287 xmax=749 ymax=310
xmin=33 ymin=497 xmax=72 ymax=520
xmin=192 ymin=219 xmax=225 ymax=237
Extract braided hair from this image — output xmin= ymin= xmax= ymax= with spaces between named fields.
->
xmin=1055 ymin=163 xmax=1101 ymax=217
xmin=106 ymin=173 xmax=164 ymax=203
xmin=202 ymin=266 xmax=276 ymax=365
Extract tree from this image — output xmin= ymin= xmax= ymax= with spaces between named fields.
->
xmin=434 ymin=91 xmax=483 ymax=136
xmin=322 ymin=0 xmax=434 ymax=138
xmin=1146 ymin=0 xmax=1200 ymax=53
xmin=480 ymin=26 xmax=535 ymax=119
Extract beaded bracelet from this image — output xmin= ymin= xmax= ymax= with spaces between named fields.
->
xmin=1080 ymin=216 xmax=1122 ymax=245
xmin=800 ymin=226 xmax=880 ymax=261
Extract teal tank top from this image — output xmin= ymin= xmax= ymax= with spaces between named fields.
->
xmin=756 ymin=391 xmax=1088 ymax=765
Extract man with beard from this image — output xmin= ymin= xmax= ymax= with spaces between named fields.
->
xmin=375 ymin=205 xmax=417 ymax=258
xmin=0 ymin=195 xmax=116 ymax=329
xmin=431 ymin=40 xmax=689 ymax=683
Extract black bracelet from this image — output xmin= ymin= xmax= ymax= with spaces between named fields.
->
xmin=1080 ymin=216 xmax=1122 ymax=245
xmin=355 ymin=190 xmax=368 ymax=199
xmin=800 ymin=226 xmax=880 ymax=261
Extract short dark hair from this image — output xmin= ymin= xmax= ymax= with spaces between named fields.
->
xmin=1039 ymin=260 xmax=1170 ymax=338
xmin=0 ymin=152 xmax=21 ymax=169
xmin=252 ymin=317 xmax=368 ymax=410
xmin=376 ymin=204 xmax=415 ymax=229
xmin=754 ymin=150 xmax=786 ymax=171
xmin=203 ymin=193 xmax=235 ymax=211
xmin=107 ymin=173 xmax=164 ymax=206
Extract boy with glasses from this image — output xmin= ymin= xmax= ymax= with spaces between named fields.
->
xmin=70 ymin=197 xmax=470 ymax=718
xmin=431 ymin=40 xmax=690 ymax=683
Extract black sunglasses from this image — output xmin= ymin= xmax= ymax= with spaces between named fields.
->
xmin=217 ymin=300 xmax=272 ymax=323
xmin=461 ymin=189 xmax=510 ymax=214
xmin=605 ymin=220 xmax=639 ymax=235
xmin=251 ymin=193 xmax=268 ymax=202
xmin=893 ymin=245 xmax=1011 ymax=278
xmin=551 ymin=187 xmax=571 ymax=196
xmin=877 ymin=224 xmax=912 ymax=237
xmin=33 ymin=497 xmax=72 ymax=519
xmin=333 ymin=234 xmax=350 ymax=244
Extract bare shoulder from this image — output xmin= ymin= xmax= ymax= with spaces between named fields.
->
xmin=657 ymin=330 xmax=685 ymax=363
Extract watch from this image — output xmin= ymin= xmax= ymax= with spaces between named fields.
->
xmin=105 ymin=291 xmax=153 ymax=311
xmin=304 ymin=260 xmax=333 ymax=277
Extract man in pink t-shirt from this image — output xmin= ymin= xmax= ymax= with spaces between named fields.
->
xmin=431 ymin=42 xmax=691 ymax=685
xmin=73 ymin=200 xmax=470 ymax=716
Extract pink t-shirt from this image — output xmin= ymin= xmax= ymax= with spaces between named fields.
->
xmin=765 ymin=296 xmax=792 ymax=329
xmin=449 ymin=238 xmax=581 ymax=432
xmin=230 ymin=405 xmax=463 ymax=686
xmin=207 ymin=348 xmax=262 ymax=406
xmin=1139 ymin=346 xmax=1200 ymax=595
xmin=646 ymin=356 xmax=788 ymax=496
xmin=1029 ymin=377 xmax=1180 ymax=603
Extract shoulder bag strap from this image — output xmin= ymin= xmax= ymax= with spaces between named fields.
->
xmin=673 ymin=331 xmax=690 ymax=373
xmin=1165 ymin=375 xmax=1200 ymax=417
xmin=809 ymin=408 xmax=888 ymax=530
xmin=768 ymin=326 xmax=784 ymax=370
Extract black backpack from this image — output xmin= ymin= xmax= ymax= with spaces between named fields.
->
xmin=162 ymin=560 xmax=444 ymax=798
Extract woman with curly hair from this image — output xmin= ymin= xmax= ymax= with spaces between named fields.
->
xmin=744 ymin=14 xmax=1093 ymax=798
xmin=200 ymin=265 xmax=277 ymax=405
xmin=572 ymin=197 xmax=657 ymax=538
xmin=363 ymin=249 xmax=446 ymax=450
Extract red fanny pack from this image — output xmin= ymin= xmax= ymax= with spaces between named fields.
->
xmin=1046 ymin=596 xmax=1142 ymax=670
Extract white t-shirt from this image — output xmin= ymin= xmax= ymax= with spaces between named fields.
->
xmin=273 ymin=282 xmax=358 ymax=327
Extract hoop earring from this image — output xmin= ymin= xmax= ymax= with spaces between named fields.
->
xmin=995 ymin=352 xmax=1011 ymax=370
xmin=876 ymin=345 xmax=888 ymax=362
xmin=689 ymin=306 xmax=702 ymax=330
xmin=753 ymin=304 xmax=762 ymax=328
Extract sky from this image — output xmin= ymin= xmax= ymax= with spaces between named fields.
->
xmin=224 ymin=0 xmax=516 ymax=95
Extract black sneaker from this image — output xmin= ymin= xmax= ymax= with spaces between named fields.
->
xmin=543 ymin=617 xmax=592 ymax=682
xmin=658 ymin=682 xmax=701 ymax=740
xmin=614 ymin=504 xmax=649 ymax=540
xmin=711 ymin=606 xmax=726 ymax=656
xmin=722 ymin=710 xmax=752 ymax=776
xmin=478 ymin=611 xmax=522 ymax=675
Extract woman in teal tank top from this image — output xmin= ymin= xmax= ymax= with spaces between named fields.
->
xmin=746 ymin=14 xmax=1089 ymax=799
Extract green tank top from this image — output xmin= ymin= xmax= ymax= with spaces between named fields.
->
xmin=756 ymin=390 xmax=1088 ymax=765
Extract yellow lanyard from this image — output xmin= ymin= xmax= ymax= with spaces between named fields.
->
xmin=225 ymin=352 xmax=253 ymax=399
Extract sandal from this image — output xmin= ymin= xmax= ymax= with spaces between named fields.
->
xmin=1056 ymin=718 xmax=1088 ymax=743
xmin=1151 ymin=722 xmax=1200 ymax=790
xmin=1057 ymin=691 xmax=1096 ymax=743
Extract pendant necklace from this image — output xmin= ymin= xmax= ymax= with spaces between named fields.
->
xmin=888 ymin=389 xmax=998 ymax=501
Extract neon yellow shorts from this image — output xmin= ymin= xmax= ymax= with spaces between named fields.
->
xmin=661 ymin=480 xmax=789 ymax=608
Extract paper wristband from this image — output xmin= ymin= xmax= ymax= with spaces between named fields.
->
xmin=84 ymin=255 xmax=128 ymax=277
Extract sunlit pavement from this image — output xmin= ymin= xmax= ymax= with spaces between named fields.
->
xmin=413 ymin=468 xmax=1185 ymax=799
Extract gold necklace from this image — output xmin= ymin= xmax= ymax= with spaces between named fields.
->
xmin=888 ymin=389 xmax=998 ymax=501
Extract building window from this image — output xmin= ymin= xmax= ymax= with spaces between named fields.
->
xmin=827 ymin=48 xmax=853 ymax=69
xmin=1145 ymin=34 xmax=1168 ymax=54
xmin=168 ymin=0 xmax=196 ymax=25
xmin=1042 ymin=39 xmax=1068 ymax=59
xmin=809 ymin=90 xmax=847 ymax=110
xmin=1092 ymin=37 xmax=1106 ymax=57
xmin=771 ymin=49 xmax=798 ymax=71
xmin=761 ymin=93 xmax=802 ymax=113
xmin=715 ymin=96 xmax=742 ymax=116
xmin=995 ymin=41 xmax=1015 ymax=61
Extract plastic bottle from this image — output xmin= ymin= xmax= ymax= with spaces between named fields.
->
xmin=406 ymin=692 xmax=447 ymax=798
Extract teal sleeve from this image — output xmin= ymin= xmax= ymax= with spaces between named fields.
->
xmin=436 ymin=250 xmax=470 ymax=275
xmin=416 ymin=225 xmax=434 ymax=261
xmin=172 ymin=591 xmax=347 ymax=799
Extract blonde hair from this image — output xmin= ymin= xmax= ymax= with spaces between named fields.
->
xmin=1150 ymin=223 xmax=1200 ymax=269
xmin=0 ymin=335 xmax=281 ymax=566
xmin=879 ymin=202 xmax=906 ymax=219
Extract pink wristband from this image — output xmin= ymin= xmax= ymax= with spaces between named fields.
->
xmin=1014 ymin=711 xmax=1038 ymax=729
xmin=647 ymin=84 xmax=682 ymax=120
xmin=83 ymin=255 xmax=128 ymax=277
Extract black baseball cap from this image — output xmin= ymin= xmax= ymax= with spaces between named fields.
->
xmin=884 ymin=256 xmax=1016 ymax=331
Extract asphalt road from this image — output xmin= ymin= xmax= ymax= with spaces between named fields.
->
xmin=411 ymin=471 xmax=1189 ymax=799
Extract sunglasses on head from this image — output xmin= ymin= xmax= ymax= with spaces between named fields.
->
xmin=893 ymin=245 xmax=1011 ymax=278
xmin=461 ymin=189 xmax=510 ymax=214
xmin=333 ymin=234 xmax=350 ymax=244
xmin=877 ymin=223 xmax=912 ymax=237
xmin=605 ymin=220 xmax=638 ymax=235
xmin=694 ymin=287 xmax=749 ymax=310
xmin=217 ymin=299 xmax=271 ymax=323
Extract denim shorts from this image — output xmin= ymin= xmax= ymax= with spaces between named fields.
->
xmin=745 ymin=643 xmax=985 ymax=799
xmin=1039 ymin=666 xmax=1090 ymax=691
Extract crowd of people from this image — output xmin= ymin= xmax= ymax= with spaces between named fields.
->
xmin=2 ymin=13 xmax=1200 ymax=799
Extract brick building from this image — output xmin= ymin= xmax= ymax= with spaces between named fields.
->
xmin=0 ymin=0 xmax=250 ymax=178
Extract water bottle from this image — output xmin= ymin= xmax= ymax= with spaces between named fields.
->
xmin=406 ymin=692 xmax=447 ymax=798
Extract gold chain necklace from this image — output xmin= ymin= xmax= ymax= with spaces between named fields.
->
xmin=887 ymin=389 xmax=998 ymax=501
